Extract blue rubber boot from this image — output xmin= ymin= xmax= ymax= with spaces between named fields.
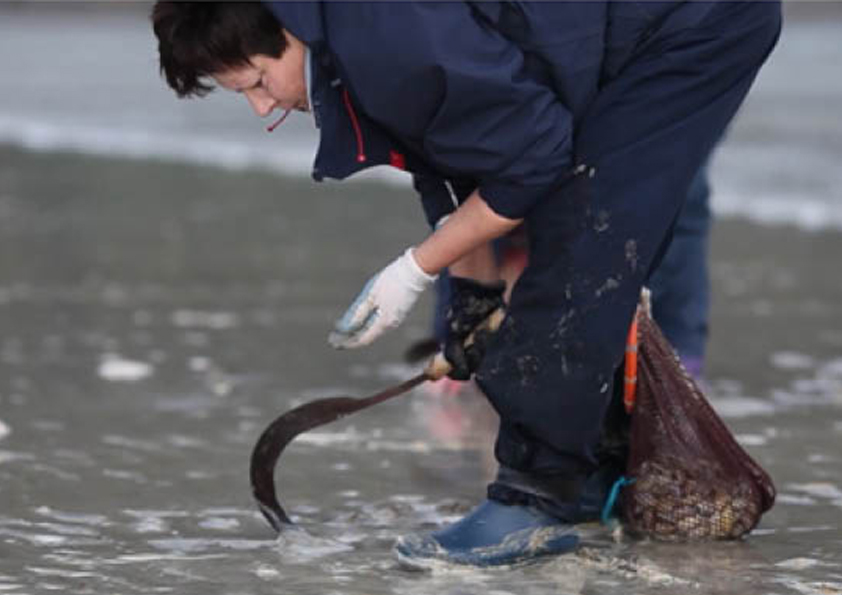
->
xmin=394 ymin=499 xmax=579 ymax=567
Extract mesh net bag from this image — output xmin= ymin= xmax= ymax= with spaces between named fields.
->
xmin=620 ymin=293 xmax=776 ymax=541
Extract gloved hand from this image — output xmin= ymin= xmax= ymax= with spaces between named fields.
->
xmin=329 ymin=247 xmax=437 ymax=349
xmin=444 ymin=276 xmax=506 ymax=380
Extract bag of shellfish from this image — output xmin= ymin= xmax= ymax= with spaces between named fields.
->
xmin=620 ymin=291 xmax=776 ymax=541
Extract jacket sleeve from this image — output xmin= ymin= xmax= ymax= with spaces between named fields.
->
xmin=324 ymin=2 xmax=574 ymax=220
xmin=412 ymin=174 xmax=478 ymax=228
xmin=412 ymin=174 xmax=455 ymax=229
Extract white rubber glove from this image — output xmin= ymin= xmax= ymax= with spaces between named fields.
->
xmin=329 ymin=247 xmax=437 ymax=349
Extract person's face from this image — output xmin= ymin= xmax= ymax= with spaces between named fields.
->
xmin=213 ymin=30 xmax=308 ymax=119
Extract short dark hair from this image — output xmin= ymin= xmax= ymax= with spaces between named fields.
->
xmin=151 ymin=2 xmax=288 ymax=98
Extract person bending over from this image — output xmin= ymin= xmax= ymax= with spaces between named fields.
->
xmin=152 ymin=1 xmax=780 ymax=567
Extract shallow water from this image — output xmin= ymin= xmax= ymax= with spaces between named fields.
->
xmin=1 ymin=146 xmax=841 ymax=594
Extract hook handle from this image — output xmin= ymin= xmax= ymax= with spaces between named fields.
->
xmin=423 ymin=307 xmax=506 ymax=381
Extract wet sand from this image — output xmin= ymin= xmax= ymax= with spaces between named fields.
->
xmin=1 ymin=145 xmax=841 ymax=594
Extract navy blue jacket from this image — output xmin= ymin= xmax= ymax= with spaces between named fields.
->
xmin=266 ymin=1 xmax=719 ymax=225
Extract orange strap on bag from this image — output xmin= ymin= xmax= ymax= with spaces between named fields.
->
xmin=623 ymin=307 xmax=640 ymax=413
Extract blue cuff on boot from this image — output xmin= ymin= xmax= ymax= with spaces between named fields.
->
xmin=394 ymin=499 xmax=579 ymax=568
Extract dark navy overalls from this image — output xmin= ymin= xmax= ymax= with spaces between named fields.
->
xmin=267 ymin=1 xmax=782 ymax=484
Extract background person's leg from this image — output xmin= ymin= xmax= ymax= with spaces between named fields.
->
xmin=648 ymin=164 xmax=712 ymax=379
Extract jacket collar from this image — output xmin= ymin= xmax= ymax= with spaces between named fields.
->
xmin=264 ymin=1 xmax=436 ymax=183
xmin=265 ymin=1 xmax=326 ymax=48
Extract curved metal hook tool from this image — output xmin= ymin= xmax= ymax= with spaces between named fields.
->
xmin=249 ymin=308 xmax=505 ymax=533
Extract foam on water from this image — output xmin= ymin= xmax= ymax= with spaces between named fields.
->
xmin=735 ymin=434 xmax=769 ymax=446
xmin=774 ymin=578 xmax=842 ymax=595
xmin=293 ymin=427 xmax=437 ymax=454
xmin=0 ymin=450 xmax=35 ymax=464
xmin=122 ymin=509 xmax=189 ymax=535
xmin=102 ymin=469 xmax=148 ymax=483
xmin=273 ymin=528 xmax=355 ymax=564
xmin=26 ymin=567 xmax=98 ymax=579
xmin=102 ymin=434 xmax=164 ymax=453
xmin=570 ymin=548 xmax=699 ymax=588
xmin=0 ymin=115 xmax=317 ymax=178
xmin=10 ymin=521 xmax=100 ymax=538
xmin=776 ymin=558 xmax=827 ymax=571
xmin=0 ymin=530 xmax=89 ymax=548
xmin=253 ymin=563 xmax=282 ymax=580
xmin=709 ymin=395 xmax=777 ymax=418
xmin=170 ymin=309 xmax=240 ymax=330
xmin=147 ymin=537 xmax=273 ymax=554
xmin=296 ymin=427 xmax=365 ymax=447
xmin=198 ymin=517 xmax=241 ymax=531
xmin=712 ymin=186 xmax=842 ymax=231
xmin=188 ymin=356 xmax=211 ymax=372
xmin=786 ymin=482 xmax=842 ymax=501
xmin=776 ymin=494 xmax=818 ymax=506
xmin=129 ymin=516 xmax=170 ymax=534
xmin=34 ymin=507 xmax=110 ymax=527
xmin=97 ymin=355 xmax=154 ymax=382
xmin=165 ymin=434 xmax=207 ymax=448
xmin=392 ymin=544 xmax=696 ymax=592
xmin=771 ymin=351 xmax=817 ymax=371
xmin=707 ymin=354 xmax=842 ymax=416
xmin=105 ymin=552 xmax=227 ymax=565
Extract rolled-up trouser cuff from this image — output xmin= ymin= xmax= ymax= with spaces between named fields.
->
xmin=488 ymin=466 xmax=584 ymax=522
xmin=493 ymin=466 xmax=583 ymax=502
xmin=494 ymin=421 xmax=596 ymax=477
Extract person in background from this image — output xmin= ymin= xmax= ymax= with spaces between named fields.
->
xmin=152 ymin=1 xmax=780 ymax=566
xmin=648 ymin=165 xmax=711 ymax=380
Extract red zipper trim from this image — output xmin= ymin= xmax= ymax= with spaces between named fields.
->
xmin=341 ymin=87 xmax=367 ymax=163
